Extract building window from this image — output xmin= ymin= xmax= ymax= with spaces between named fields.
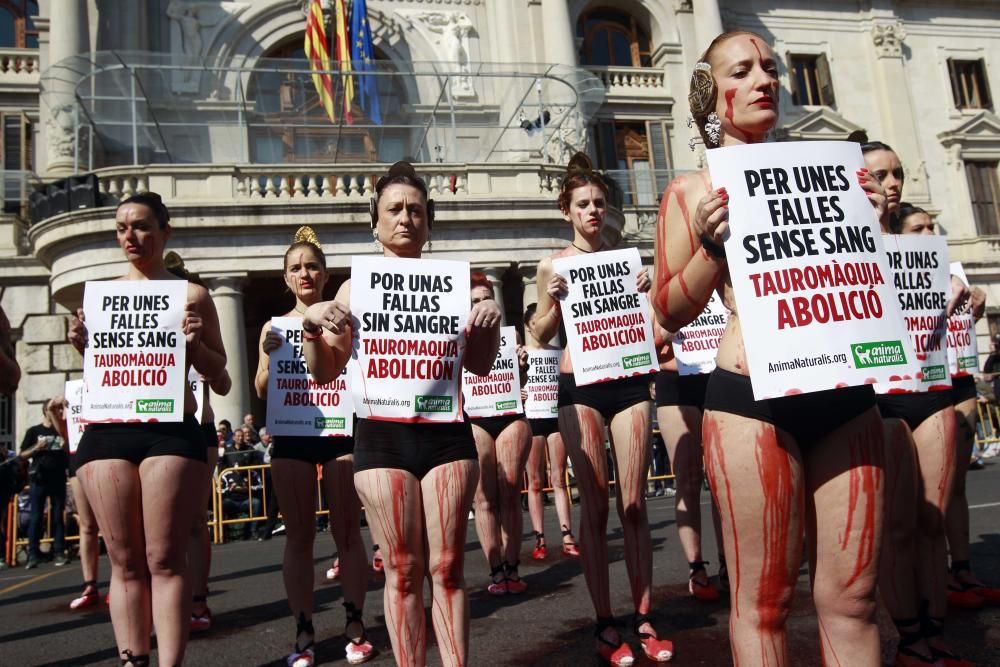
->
xmin=593 ymin=120 xmax=671 ymax=206
xmin=788 ymin=53 xmax=835 ymax=107
xmin=577 ymin=8 xmax=652 ymax=68
xmin=0 ymin=1 xmax=39 ymax=48
xmin=966 ymin=161 xmax=1000 ymax=236
xmin=948 ymin=59 xmax=993 ymax=110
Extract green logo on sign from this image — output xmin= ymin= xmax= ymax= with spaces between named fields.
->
xmin=622 ymin=353 xmax=651 ymax=370
xmin=496 ymin=400 xmax=517 ymax=411
xmin=959 ymin=356 xmax=978 ymax=370
xmin=921 ymin=365 xmax=947 ymax=382
xmin=415 ymin=395 xmax=453 ymax=413
xmin=314 ymin=417 xmax=346 ymax=430
xmin=850 ymin=341 xmax=907 ymax=368
xmin=136 ymin=399 xmax=174 ymax=414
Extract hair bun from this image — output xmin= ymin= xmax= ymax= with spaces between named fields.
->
xmin=164 ymin=251 xmax=184 ymax=271
xmin=387 ymin=161 xmax=418 ymax=179
xmin=566 ymin=152 xmax=594 ymax=175
xmin=293 ymin=226 xmax=321 ymax=247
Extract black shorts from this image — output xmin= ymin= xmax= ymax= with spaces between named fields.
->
xmin=201 ymin=422 xmax=217 ymax=448
xmin=353 ymin=419 xmax=477 ymax=480
xmin=876 ymin=391 xmax=954 ymax=431
xmin=655 ymin=370 xmax=710 ymax=408
xmin=558 ymin=373 xmax=651 ymax=420
xmin=951 ymin=375 xmax=977 ymax=405
xmin=271 ymin=435 xmax=354 ymax=465
xmin=74 ymin=415 xmax=208 ymax=468
xmin=703 ymin=369 xmax=877 ymax=446
xmin=469 ymin=414 xmax=526 ymax=440
xmin=529 ymin=418 xmax=560 ymax=438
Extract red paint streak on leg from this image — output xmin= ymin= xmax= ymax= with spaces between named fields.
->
xmin=434 ymin=466 xmax=462 ymax=662
xmin=754 ymin=427 xmax=793 ymax=662
xmin=817 ymin=617 xmax=842 ymax=667
xmin=844 ymin=426 xmax=881 ymax=588
xmin=841 ymin=447 xmax=859 ymax=551
xmin=387 ymin=471 xmax=414 ymax=666
xmin=628 ymin=408 xmax=652 ymax=614
xmin=702 ymin=415 xmax=741 ymax=617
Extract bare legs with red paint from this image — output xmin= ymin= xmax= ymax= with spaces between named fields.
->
xmin=69 ymin=476 xmax=100 ymax=602
xmin=526 ymin=432 xmax=575 ymax=555
xmin=189 ymin=446 xmax=217 ymax=622
xmin=946 ymin=399 xmax=983 ymax=586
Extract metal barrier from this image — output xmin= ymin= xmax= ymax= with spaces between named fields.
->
xmin=976 ymin=402 xmax=1000 ymax=450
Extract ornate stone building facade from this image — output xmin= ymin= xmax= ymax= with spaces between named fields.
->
xmin=1 ymin=0 xmax=999 ymax=443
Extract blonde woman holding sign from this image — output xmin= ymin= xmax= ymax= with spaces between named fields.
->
xmin=533 ymin=154 xmax=670 ymax=666
xmin=466 ymin=274 xmax=533 ymax=594
xmin=67 ymin=192 xmax=227 ymax=667
xmin=301 ymin=162 xmax=500 ymax=667
xmin=864 ymin=143 xmax=978 ymax=667
xmin=254 ymin=227 xmax=373 ymax=667
xmin=655 ymin=34 xmax=889 ymax=665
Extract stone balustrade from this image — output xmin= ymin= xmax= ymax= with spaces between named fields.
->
xmin=0 ymin=48 xmax=39 ymax=88
xmin=587 ymin=65 xmax=667 ymax=98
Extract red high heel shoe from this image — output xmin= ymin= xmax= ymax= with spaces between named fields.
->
xmin=688 ymin=560 xmax=720 ymax=602
xmin=531 ymin=532 xmax=547 ymax=560
xmin=561 ymin=527 xmax=580 ymax=557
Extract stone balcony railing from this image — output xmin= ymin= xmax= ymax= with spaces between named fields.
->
xmin=587 ymin=65 xmax=668 ymax=100
xmin=0 ymin=48 xmax=39 ymax=89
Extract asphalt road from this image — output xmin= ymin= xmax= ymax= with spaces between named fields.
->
xmin=3 ymin=464 xmax=1000 ymax=666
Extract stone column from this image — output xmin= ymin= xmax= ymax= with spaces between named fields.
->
xmin=40 ymin=0 xmax=89 ymax=176
xmin=693 ymin=0 xmax=724 ymax=53
xmin=869 ymin=20 xmax=931 ymax=205
xmin=204 ymin=274 xmax=250 ymax=424
xmin=481 ymin=268 xmax=508 ymax=326
xmin=541 ymin=0 xmax=578 ymax=66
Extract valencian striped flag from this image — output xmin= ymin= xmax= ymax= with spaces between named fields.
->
xmin=303 ymin=0 xmax=335 ymax=123
xmin=350 ymin=0 xmax=382 ymax=124
xmin=333 ymin=0 xmax=354 ymax=124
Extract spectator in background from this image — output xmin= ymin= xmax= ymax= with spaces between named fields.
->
xmin=0 ymin=305 xmax=20 ymax=395
xmin=982 ymin=336 xmax=1000 ymax=403
xmin=21 ymin=396 xmax=70 ymax=569
xmin=242 ymin=413 xmax=260 ymax=444
xmin=218 ymin=444 xmax=264 ymax=540
xmin=0 ymin=440 xmax=26 ymax=569
xmin=217 ymin=419 xmax=234 ymax=447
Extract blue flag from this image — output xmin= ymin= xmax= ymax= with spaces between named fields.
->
xmin=350 ymin=0 xmax=382 ymax=124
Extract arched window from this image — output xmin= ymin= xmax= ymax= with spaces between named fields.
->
xmin=577 ymin=8 xmax=651 ymax=68
xmin=0 ymin=0 xmax=38 ymax=48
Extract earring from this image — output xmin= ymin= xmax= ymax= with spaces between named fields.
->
xmin=704 ymin=112 xmax=722 ymax=147
xmin=372 ymin=228 xmax=383 ymax=253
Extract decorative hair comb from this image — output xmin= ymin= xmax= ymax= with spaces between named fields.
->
xmin=688 ymin=61 xmax=716 ymax=118
xmin=293 ymin=225 xmax=320 ymax=246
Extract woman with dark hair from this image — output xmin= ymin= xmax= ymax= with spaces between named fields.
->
xmin=466 ymin=272 xmax=533 ymax=594
xmin=254 ymin=226 xmax=373 ymax=667
xmin=522 ymin=302 xmax=578 ymax=561
xmin=533 ymin=154 xmax=669 ymax=665
xmin=68 ymin=192 xmax=227 ymax=667
xmin=655 ymin=34 xmax=888 ymax=664
xmin=301 ymin=162 xmax=500 ymax=667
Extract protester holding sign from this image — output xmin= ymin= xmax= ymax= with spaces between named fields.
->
xmin=463 ymin=278 xmax=532 ymax=594
xmin=254 ymin=226 xmax=373 ymax=667
xmin=864 ymin=142 xmax=976 ymax=666
xmin=651 ymin=316 xmax=725 ymax=602
xmin=301 ymin=162 xmax=501 ymax=667
xmin=655 ymin=34 xmax=891 ymax=666
xmin=67 ymin=192 xmax=227 ymax=667
xmin=533 ymin=153 xmax=671 ymax=665
xmin=522 ymin=302 xmax=578 ymax=561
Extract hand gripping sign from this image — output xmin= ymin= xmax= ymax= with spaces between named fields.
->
xmin=463 ymin=326 xmax=524 ymax=418
xmin=524 ymin=348 xmax=561 ymax=419
xmin=552 ymin=247 xmax=659 ymax=386
xmin=673 ymin=294 xmax=728 ymax=376
xmin=82 ymin=280 xmax=187 ymax=422
xmin=350 ymin=256 xmax=470 ymax=423
xmin=948 ymin=262 xmax=979 ymax=378
xmin=64 ymin=379 xmax=85 ymax=453
xmin=268 ymin=317 xmax=354 ymax=437
xmin=705 ymin=141 xmax=916 ymax=399
xmin=875 ymin=235 xmax=953 ymax=393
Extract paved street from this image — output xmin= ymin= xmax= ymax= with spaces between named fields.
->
xmin=3 ymin=464 xmax=1000 ymax=666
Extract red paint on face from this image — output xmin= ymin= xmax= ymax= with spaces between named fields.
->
xmin=750 ymin=38 xmax=764 ymax=66
xmin=754 ymin=425 xmax=794 ymax=655
xmin=724 ymin=88 xmax=757 ymax=144
xmin=702 ymin=414 xmax=741 ymax=617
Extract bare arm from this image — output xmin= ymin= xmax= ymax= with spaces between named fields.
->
xmin=208 ymin=368 xmax=232 ymax=396
xmin=463 ymin=299 xmax=502 ymax=376
xmin=532 ymin=257 xmax=563 ymax=344
xmin=254 ymin=321 xmax=278 ymax=399
xmin=302 ymin=281 xmax=353 ymax=385
xmin=186 ymin=283 xmax=227 ymax=380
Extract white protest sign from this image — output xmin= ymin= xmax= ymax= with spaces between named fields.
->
xmin=524 ymin=348 xmax=561 ymax=419
xmin=267 ymin=317 xmax=354 ymax=437
xmin=64 ymin=379 xmax=85 ymax=453
xmin=462 ymin=326 xmax=523 ymax=418
xmin=553 ymin=248 xmax=658 ymax=386
xmin=82 ymin=280 xmax=187 ymax=422
xmin=706 ymin=141 xmax=917 ymax=399
xmin=876 ymin=235 xmax=952 ymax=393
xmin=674 ymin=294 xmax=728 ymax=375
xmin=188 ymin=368 xmax=203 ymax=424
xmin=350 ymin=256 xmax=469 ymax=423
xmin=947 ymin=262 xmax=979 ymax=377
